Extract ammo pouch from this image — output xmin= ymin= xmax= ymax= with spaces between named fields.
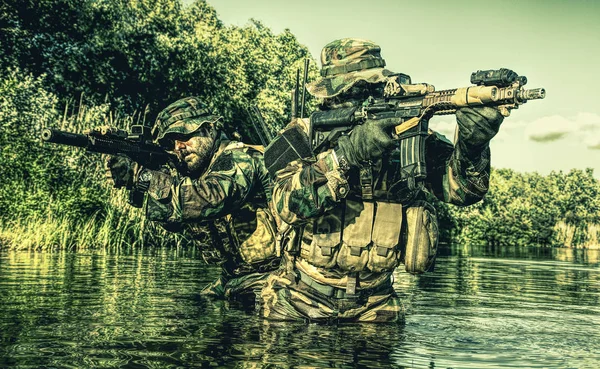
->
xmin=300 ymin=208 xmax=342 ymax=269
xmin=368 ymin=201 xmax=402 ymax=273
xmin=233 ymin=208 xmax=278 ymax=265
xmin=300 ymin=200 xmax=403 ymax=273
xmin=403 ymin=201 xmax=439 ymax=274
xmin=337 ymin=200 xmax=372 ymax=272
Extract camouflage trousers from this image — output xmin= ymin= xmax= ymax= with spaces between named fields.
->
xmin=259 ymin=271 xmax=404 ymax=323
xmin=201 ymin=271 xmax=272 ymax=302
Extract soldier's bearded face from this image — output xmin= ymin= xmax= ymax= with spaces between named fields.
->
xmin=174 ymin=135 xmax=213 ymax=174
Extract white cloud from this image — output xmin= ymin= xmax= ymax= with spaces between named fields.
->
xmin=524 ymin=113 xmax=600 ymax=146
xmin=525 ymin=115 xmax=575 ymax=142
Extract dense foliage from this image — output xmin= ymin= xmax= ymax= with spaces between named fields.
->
xmin=0 ymin=0 xmax=318 ymax=140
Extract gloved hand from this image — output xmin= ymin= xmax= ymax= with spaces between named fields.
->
xmin=335 ymin=119 xmax=398 ymax=169
xmin=104 ymin=155 xmax=136 ymax=189
xmin=456 ymin=106 xmax=505 ymax=154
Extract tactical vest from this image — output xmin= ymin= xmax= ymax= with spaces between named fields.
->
xmin=286 ymin=108 xmax=438 ymax=280
xmin=185 ymin=141 xmax=280 ymax=277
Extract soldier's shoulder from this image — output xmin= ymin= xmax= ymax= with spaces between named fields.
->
xmin=209 ymin=141 xmax=261 ymax=173
xmin=281 ymin=118 xmax=310 ymax=136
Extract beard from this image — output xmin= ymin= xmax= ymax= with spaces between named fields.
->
xmin=178 ymin=136 xmax=214 ymax=175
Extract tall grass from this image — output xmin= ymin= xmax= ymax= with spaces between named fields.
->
xmin=0 ymin=82 xmax=186 ymax=251
xmin=0 ymin=185 xmax=188 ymax=252
xmin=552 ymin=220 xmax=600 ymax=249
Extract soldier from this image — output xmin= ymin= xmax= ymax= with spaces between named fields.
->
xmin=260 ymin=38 xmax=505 ymax=322
xmin=106 ymin=96 xmax=280 ymax=302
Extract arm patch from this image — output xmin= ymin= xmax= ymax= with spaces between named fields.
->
xmin=209 ymin=151 xmax=235 ymax=172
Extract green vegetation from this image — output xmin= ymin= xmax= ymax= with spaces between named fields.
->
xmin=1 ymin=0 xmax=599 ymax=250
xmin=0 ymin=0 xmax=316 ymax=251
xmin=442 ymin=168 xmax=600 ymax=248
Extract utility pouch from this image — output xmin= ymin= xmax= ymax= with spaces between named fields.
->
xmin=237 ymin=208 xmax=278 ymax=264
xmin=337 ymin=200 xmax=373 ymax=272
xmin=145 ymin=171 xmax=174 ymax=221
xmin=404 ymin=201 xmax=439 ymax=275
xmin=300 ymin=208 xmax=342 ymax=268
xmin=368 ymin=202 xmax=402 ymax=272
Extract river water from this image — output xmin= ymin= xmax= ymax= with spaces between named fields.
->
xmin=0 ymin=245 xmax=598 ymax=369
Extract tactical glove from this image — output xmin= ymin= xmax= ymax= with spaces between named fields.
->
xmin=335 ymin=119 xmax=398 ymax=169
xmin=104 ymin=155 xmax=136 ymax=189
xmin=456 ymin=106 xmax=504 ymax=155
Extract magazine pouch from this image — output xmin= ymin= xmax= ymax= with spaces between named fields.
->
xmin=337 ymin=200 xmax=373 ymax=272
xmin=404 ymin=201 xmax=439 ymax=274
xmin=368 ymin=202 xmax=403 ymax=273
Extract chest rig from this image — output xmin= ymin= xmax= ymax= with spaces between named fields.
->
xmin=295 ymin=83 xmax=438 ymax=280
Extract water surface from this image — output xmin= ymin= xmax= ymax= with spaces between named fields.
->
xmin=0 ymin=245 xmax=598 ymax=368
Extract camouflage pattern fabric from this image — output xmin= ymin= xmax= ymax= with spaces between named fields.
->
xmin=146 ymin=141 xmax=272 ymax=222
xmin=307 ymin=38 xmax=396 ymax=99
xmin=201 ymin=272 xmax=273 ymax=301
xmin=319 ymin=38 xmax=386 ymax=77
xmin=145 ymin=141 xmax=280 ymax=298
xmin=273 ymin=132 xmax=489 ymax=226
xmin=265 ymin=34 xmax=493 ymax=319
xmin=260 ymin=267 xmax=404 ymax=323
xmin=152 ymin=96 xmax=223 ymax=147
xmin=266 ymin=137 xmax=489 ymax=321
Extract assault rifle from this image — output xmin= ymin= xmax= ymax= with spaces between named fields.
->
xmin=310 ymin=68 xmax=545 ymax=153
xmin=41 ymin=125 xmax=177 ymax=168
xmin=264 ymin=68 xmax=545 ymax=181
xmin=41 ymin=125 xmax=179 ymax=207
xmin=309 ymin=68 xmax=545 ymax=185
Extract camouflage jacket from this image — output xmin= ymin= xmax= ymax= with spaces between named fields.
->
xmin=145 ymin=140 xmax=280 ymax=277
xmin=271 ymin=117 xmax=490 ymax=291
xmin=272 ymin=119 xmax=490 ymax=224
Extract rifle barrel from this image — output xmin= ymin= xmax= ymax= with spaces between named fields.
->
xmin=41 ymin=128 xmax=88 ymax=147
xmin=519 ymin=88 xmax=546 ymax=101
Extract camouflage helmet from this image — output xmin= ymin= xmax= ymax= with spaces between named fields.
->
xmin=307 ymin=38 xmax=400 ymax=99
xmin=152 ymin=96 xmax=223 ymax=146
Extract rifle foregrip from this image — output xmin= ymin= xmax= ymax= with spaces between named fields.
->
xmin=41 ymin=128 xmax=89 ymax=148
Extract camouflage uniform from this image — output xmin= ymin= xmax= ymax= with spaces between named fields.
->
xmin=261 ymin=39 xmax=500 ymax=323
xmin=138 ymin=97 xmax=280 ymax=301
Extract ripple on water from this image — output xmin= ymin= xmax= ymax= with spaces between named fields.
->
xmin=0 ymin=245 xmax=599 ymax=369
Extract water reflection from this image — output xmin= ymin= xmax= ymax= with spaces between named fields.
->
xmin=0 ymin=245 xmax=598 ymax=368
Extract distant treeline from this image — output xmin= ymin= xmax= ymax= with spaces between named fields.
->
xmin=1 ymin=0 xmax=598 ymax=250
xmin=437 ymin=168 xmax=600 ymax=248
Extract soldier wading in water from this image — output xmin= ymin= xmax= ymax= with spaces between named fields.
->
xmin=106 ymin=97 xmax=280 ymax=302
xmin=261 ymin=38 xmax=505 ymax=323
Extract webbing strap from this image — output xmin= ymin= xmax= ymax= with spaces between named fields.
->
xmin=321 ymin=59 xmax=386 ymax=77
xmin=297 ymin=270 xmax=392 ymax=299
xmin=360 ymin=167 xmax=373 ymax=200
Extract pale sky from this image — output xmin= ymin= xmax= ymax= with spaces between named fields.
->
xmin=187 ymin=0 xmax=600 ymax=177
